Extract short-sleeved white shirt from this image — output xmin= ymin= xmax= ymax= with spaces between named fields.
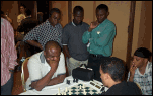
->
xmin=25 ymin=51 xmax=66 ymax=90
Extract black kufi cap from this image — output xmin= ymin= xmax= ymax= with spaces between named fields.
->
xmin=134 ymin=47 xmax=152 ymax=59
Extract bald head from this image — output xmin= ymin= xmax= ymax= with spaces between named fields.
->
xmin=44 ymin=40 xmax=61 ymax=64
xmin=45 ymin=40 xmax=61 ymax=52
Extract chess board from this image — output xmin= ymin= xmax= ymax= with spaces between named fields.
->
xmin=55 ymin=82 xmax=106 ymax=95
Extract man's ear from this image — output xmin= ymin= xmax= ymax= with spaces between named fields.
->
xmin=107 ymin=12 xmax=109 ymax=16
xmin=144 ymin=58 xmax=148 ymax=64
xmin=105 ymin=73 xmax=111 ymax=80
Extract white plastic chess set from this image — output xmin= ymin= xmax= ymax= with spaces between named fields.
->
xmin=55 ymin=79 xmax=108 ymax=95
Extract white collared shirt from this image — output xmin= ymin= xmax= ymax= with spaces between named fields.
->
xmin=25 ymin=51 xmax=66 ymax=90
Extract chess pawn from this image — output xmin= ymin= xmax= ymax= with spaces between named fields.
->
xmin=64 ymin=91 xmax=66 ymax=95
xmin=84 ymin=89 xmax=86 ymax=95
xmin=79 ymin=85 xmax=82 ymax=89
xmin=58 ymin=88 xmax=60 ymax=95
xmin=69 ymin=89 xmax=71 ymax=95
xmin=83 ymin=84 xmax=85 ymax=89
xmin=66 ymin=87 xmax=68 ymax=92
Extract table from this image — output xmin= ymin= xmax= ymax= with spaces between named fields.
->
xmin=19 ymin=76 xmax=108 ymax=95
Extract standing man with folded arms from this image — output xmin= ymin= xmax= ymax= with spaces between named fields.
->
xmin=82 ymin=4 xmax=116 ymax=82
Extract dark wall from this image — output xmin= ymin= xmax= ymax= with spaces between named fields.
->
xmin=37 ymin=1 xmax=49 ymax=22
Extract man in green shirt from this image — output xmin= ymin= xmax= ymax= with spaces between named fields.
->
xmin=82 ymin=4 xmax=116 ymax=82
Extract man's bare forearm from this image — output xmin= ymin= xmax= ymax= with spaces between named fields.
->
xmin=47 ymin=74 xmax=66 ymax=86
xmin=129 ymin=76 xmax=134 ymax=82
xmin=32 ymin=69 xmax=56 ymax=91
xmin=63 ymin=45 xmax=71 ymax=58
xmin=26 ymin=40 xmax=42 ymax=49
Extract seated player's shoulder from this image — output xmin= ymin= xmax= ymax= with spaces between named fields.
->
xmin=148 ymin=62 xmax=152 ymax=67
xmin=28 ymin=52 xmax=43 ymax=64
xmin=60 ymin=52 xmax=64 ymax=58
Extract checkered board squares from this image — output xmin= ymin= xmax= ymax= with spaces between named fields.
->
xmin=55 ymin=83 xmax=104 ymax=95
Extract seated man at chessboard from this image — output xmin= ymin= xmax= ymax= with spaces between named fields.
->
xmin=127 ymin=47 xmax=152 ymax=95
xmin=99 ymin=57 xmax=142 ymax=95
xmin=25 ymin=40 xmax=66 ymax=91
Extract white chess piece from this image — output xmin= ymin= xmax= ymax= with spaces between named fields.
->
xmin=69 ymin=89 xmax=72 ymax=95
xmin=64 ymin=91 xmax=66 ymax=95
xmin=83 ymin=84 xmax=85 ymax=89
xmin=84 ymin=89 xmax=86 ymax=95
xmin=58 ymin=87 xmax=60 ymax=95
xmin=66 ymin=87 xmax=68 ymax=92
xmin=80 ymin=85 xmax=82 ymax=89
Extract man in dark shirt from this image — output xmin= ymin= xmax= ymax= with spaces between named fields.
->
xmin=62 ymin=6 xmax=89 ymax=76
xmin=99 ymin=57 xmax=142 ymax=95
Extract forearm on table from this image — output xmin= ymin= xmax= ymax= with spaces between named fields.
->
xmin=47 ymin=74 xmax=66 ymax=86
xmin=32 ymin=70 xmax=56 ymax=91
xmin=26 ymin=40 xmax=42 ymax=48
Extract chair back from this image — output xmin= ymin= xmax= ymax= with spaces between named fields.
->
xmin=21 ymin=57 xmax=30 ymax=92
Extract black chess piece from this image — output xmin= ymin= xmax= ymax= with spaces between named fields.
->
xmin=67 ymin=79 xmax=70 ymax=85
xmin=76 ymin=78 xmax=78 ymax=83
xmin=100 ymin=87 xmax=105 ymax=92
xmin=73 ymin=79 xmax=76 ymax=83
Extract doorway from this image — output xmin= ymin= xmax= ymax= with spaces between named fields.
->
xmin=37 ymin=1 xmax=49 ymax=22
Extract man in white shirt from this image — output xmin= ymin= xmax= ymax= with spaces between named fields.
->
xmin=25 ymin=40 xmax=66 ymax=91
xmin=127 ymin=47 xmax=152 ymax=95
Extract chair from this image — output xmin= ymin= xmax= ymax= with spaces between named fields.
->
xmin=21 ymin=57 xmax=30 ymax=92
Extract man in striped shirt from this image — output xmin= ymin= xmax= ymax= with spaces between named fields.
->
xmin=1 ymin=17 xmax=18 ymax=95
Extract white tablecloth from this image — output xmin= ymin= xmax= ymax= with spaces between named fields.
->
xmin=19 ymin=76 xmax=108 ymax=95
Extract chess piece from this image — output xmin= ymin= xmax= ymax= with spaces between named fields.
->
xmin=101 ymin=87 xmax=105 ymax=92
xmin=58 ymin=87 xmax=60 ymax=95
xmin=76 ymin=78 xmax=78 ymax=83
xmin=67 ymin=79 xmax=70 ymax=85
xmin=83 ymin=84 xmax=85 ymax=89
xmin=69 ymin=89 xmax=71 ymax=95
xmin=64 ymin=91 xmax=66 ymax=95
xmin=66 ymin=87 xmax=68 ymax=92
xmin=80 ymin=85 xmax=82 ymax=89
xmin=73 ymin=79 xmax=75 ymax=83
xmin=84 ymin=89 xmax=86 ymax=95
